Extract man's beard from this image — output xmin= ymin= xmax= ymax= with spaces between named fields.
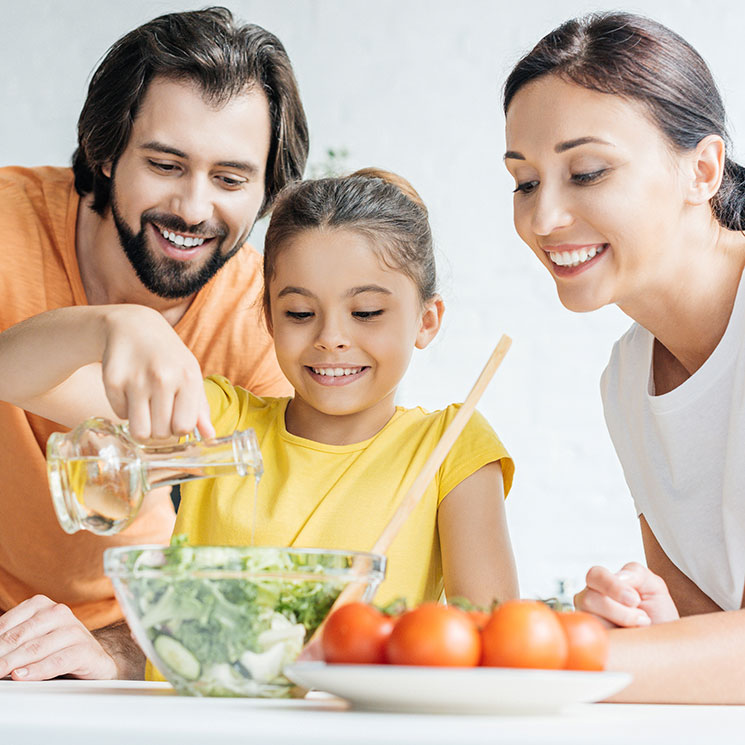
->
xmin=110 ymin=195 xmax=243 ymax=300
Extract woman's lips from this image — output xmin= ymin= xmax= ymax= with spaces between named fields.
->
xmin=544 ymin=243 xmax=608 ymax=276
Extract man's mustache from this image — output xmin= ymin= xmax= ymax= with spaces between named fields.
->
xmin=141 ymin=210 xmax=229 ymax=239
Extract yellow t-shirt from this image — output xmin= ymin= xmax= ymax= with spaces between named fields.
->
xmin=173 ymin=376 xmax=514 ymax=606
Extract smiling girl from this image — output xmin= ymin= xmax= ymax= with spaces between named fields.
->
xmin=504 ymin=12 xmax=745 ymax=702
xmin=0 ymin=169 xmax=517 ymax=623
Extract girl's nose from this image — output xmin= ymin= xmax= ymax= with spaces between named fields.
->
xmin=169 ymin=176 xmax=215 ymax=228
xmin=530 ymin=185 xmax=574 ymax=236
xmin=314 ymin=317 xmax=350 ymax=351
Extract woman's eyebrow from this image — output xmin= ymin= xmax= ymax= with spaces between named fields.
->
xmin=504 ymin=136 xmax=614 ymax=160
xmin=555 ymin=136 xmax=613 ymax=152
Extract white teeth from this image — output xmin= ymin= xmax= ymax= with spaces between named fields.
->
xmin=160 ymin=228 xmax=206 ymax=248
xmin=549 ymin=244 xmax=604 ymax=267
xmin=312 ymin=367 xmax=362 ymax=377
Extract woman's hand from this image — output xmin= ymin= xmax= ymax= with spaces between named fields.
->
xmin=574 ymin=561 xmax=680 ymax=627
xmin=101 ymin=306 xmax=214 ymax=441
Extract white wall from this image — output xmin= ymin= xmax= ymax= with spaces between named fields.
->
xmin=4 ymin=0 xmax=740 ymax=600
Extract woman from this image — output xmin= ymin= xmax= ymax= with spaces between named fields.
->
xmin=504 ymin=12 xmax=745 ymax=703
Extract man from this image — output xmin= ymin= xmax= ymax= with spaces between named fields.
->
xmin=0 ymin=8 xmax=308 ymax=680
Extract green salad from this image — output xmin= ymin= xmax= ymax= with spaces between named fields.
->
xmin=122 ymin=538 xmax=348 ymax=697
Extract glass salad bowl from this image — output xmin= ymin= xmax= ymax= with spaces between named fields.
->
xmin=104 ymin=543 xmax=385 ymax=697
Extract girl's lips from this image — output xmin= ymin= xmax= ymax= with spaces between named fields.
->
xmin=150 ymin=223 xmax=214 ymax=262
xmin=305 ymin=366 xmax=370 ymax=386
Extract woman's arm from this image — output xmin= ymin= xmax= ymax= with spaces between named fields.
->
xmin=438 ymin=461 xmax=519 ymax=607
xmin=575 ymin=514 xmax=723 ymax=626
xmin=0 ymin=305 xmax=213 ymax=439
xmin=606 ymin=609 xmax=745 ymax=703
xmin=574 ymin=517 xmax=745 ymax=702
xmin=640 ymin=515 xmax=723 ymax=615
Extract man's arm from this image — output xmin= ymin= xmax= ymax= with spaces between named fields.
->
xmin=92 ymin=622 xmax=145 ymax=680
xmin=0 ymin=304 xmax=212 ymax=440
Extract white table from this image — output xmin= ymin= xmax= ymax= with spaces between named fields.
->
xmin=0 ymin=680 xmax=741 ymax=745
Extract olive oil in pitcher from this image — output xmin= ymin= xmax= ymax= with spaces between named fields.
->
xmin=47 ymin=417 xmax=262 ymax=535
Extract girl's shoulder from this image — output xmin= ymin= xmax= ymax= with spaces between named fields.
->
xmin=204 ymin=375 xmax=290 ymax=434
xmin=393 ymin=403 xmax=499 ymax=443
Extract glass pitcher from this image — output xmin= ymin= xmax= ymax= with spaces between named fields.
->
xmin=47 ymin=417 xmax=262 ymax=535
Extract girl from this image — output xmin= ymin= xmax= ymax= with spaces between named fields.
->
xmin=0 ymin=169 xmax=517 ymax=639
xmin=504 ymin=12 xmax=745 ymax=702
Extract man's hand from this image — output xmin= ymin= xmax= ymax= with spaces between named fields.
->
xmin=0 ymin=595 xmax=117 ymax=680
xmin=574 ymin=561 xmax=680 ymax=627
xmin=102 ymin=305 xmax=214 ymax=441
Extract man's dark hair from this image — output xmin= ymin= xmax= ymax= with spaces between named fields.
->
xmin=72 ymin=6 xmax=308 ymax=218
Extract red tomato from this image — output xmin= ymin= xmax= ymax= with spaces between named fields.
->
xmin=556 ymin=611 xmax=609 ymax=671
xmin=481 ymin=600 xmax=568 ymax=669
xmin=322 ymin=603 xmax=395 ymax=664
xmin=385 ymin=603 xmax=481 ymax=667
xmin=469 ymin=610 xmax=491 ymax=631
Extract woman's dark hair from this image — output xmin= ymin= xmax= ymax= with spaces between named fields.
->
xmin=262 ymin=168 xmax=437 ymax=320
xmin=503 ymin=11 xmax=745 ymax=230
xmin=73 ymin=6 xmax=308 ymax=218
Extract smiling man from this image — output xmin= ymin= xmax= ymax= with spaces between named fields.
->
xmin=0 ymin=8 xmax=307 ymax=680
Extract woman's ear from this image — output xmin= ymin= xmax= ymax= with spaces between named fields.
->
xmin=686 ymin=134 xmax=725 ymax=206
xmin=415 ymin=295 xmax=445 ymax=350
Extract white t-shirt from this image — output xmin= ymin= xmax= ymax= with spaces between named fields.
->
xmin=601 ymin=271 xmax=745 ymax=611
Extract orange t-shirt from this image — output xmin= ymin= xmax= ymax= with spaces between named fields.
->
xmin=0 ymin=166 xmax=290 ymax=629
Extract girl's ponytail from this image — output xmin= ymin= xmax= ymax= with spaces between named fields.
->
xmin=349 ymin=168 xmax=428 ymax=215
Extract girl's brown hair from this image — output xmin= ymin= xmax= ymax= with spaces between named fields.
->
xmin=503 ymin=12 xmax=745 ymax=230
xmin=262 ymin=168 xmax=437 ymax=320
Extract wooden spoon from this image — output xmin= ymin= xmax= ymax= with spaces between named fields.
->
xmin=301 ymin=334 xmax=512 ymax=657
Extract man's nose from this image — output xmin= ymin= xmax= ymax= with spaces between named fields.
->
xmin=530 ymin=184 xmax=574 ymax=236
xmin=169 ymin=176 xmax=215 ymax=229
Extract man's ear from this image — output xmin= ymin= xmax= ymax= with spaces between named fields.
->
xmin=415 ymin=294 xmax=445 ymax=350
xmin=686 ymin=134 xmax=725 ymax=206
xmin=102 ymin=162 xmax=113 ymax=179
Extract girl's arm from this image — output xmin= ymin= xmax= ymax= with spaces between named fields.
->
xmin=0 ymin=305 xmax=213 ymax=439
xmin=437 ymin=461 xmax=519 ymax=607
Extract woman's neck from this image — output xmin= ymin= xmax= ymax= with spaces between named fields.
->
xmin=618 ymin=220 xmax=745 ymax=377
xmin=284 ymin=393 xmax=398 ymax=445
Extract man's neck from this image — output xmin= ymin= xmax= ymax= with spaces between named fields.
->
xmin=75 ymin=197 xmax=196 ymax=327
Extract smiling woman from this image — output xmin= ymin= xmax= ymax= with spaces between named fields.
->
xmin=503 ymin=11 xmax=745 ymax=703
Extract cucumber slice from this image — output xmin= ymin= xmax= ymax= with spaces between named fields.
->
xmin=154 ymin=635 xmax=201 ymax=681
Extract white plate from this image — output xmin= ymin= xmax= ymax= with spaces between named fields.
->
xmin=284 ymin=662 xmax=631 ymax=715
